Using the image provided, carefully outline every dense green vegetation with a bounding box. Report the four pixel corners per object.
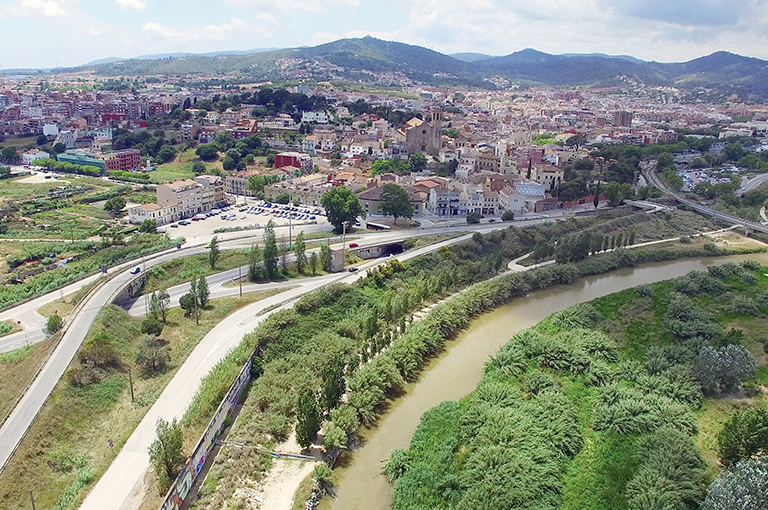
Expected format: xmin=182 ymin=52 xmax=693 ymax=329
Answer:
xmin=388 ymin=261 xmax=768 ymax=510
xmin=0 ymin=234 xmax=180 ymax=310
xmin=181 ymin=212 xmax=763 ymax=508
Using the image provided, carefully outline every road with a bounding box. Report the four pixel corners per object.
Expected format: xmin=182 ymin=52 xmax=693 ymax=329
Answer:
xmin=740 ymin=173 xmax=768 ymax=195
xmin=0 ymin=212 xmax=555 ymax=484
xmin=78 ymin=232 xmax=476 ymax=510
xmin=641 ymin=163 xmax=768 ymax=235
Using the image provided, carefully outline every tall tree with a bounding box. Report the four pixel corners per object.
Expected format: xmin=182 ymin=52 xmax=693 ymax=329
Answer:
xmin=309 ymin=251 xmax=318 ymax=275
xmin=208 ymin=236 xmax=220 ymax=269
xmin=295 ymin=389 xmax=321 ymax=449
xmin=279 ymin=242 xmax=289 ymax=271
xmin=139 ymin=219 xmax=157 ymax=234
xmin=321 ymin=355 xmax=346 ymax=411
xmin=148 ymin=418 xmax=185 ymax=493
xmin=189 ymin=279 xmax=199 ymax=324
xmin=593 ymin=181 xmax=601 ymax=208
xmin=196 ymin=275 xmax=209 ymax=307
xmin=136 ymin=335 xmax=171 ymax=373
xmin=156 ymin=287 xmax=170 ymax=323
xmin=248 ymin=243 xmax=262 ymax=281
xmin=262 ymin=220 xmax=279 ymax=279
xmin=319 ymin=243 xmax=331 ymax=272
xmin=380 ymin=183 xmax=414 ymax=225
xmin=294 ymin=231 xmax=307 ymax=273
xmin=321 ymin=187 xmax=365 ymax=234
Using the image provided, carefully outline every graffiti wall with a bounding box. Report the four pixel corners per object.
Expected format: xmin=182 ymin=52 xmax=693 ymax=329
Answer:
xmin=159 ymin=355 xmax=254 ymax=510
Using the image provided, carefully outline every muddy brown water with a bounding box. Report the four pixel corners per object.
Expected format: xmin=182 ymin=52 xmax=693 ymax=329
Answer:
xmin=322 ymin=253 xmax=768 ymax=510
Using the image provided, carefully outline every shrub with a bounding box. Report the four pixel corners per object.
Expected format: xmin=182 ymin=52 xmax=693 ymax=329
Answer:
xmin=717 ymin=407 xmax=768 ymax=467
xmin=692 ymin=344 xmax=757 ymax=393
xmin=702 ymin=457 xmax=768 ymax=510
xmin=46 ymin=313 xmax=64 ymax=335
xmin=141 ymin=315 xmax=164 ymax=336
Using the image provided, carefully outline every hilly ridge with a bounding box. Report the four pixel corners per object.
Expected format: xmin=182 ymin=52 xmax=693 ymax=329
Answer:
xmin=82 ymin=37 xmax=768 ymax=100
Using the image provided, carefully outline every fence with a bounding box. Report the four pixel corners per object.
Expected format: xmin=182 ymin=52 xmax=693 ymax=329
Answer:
xmin=159 ymin=355 xmax=254 ymax=510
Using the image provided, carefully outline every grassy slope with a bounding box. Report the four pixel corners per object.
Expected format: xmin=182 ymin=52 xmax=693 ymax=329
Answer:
xmin=0 ymin=290 xmax=287 ymax=510
xmin=149 ymin=148 xmax=223 ymax=184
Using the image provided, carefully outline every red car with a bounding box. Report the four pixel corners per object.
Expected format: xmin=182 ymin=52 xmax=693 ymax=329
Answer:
xmin=348 ymin=243 xmax=359 ymax=248
xmin=191 ymin=217 xmax=199 ymax=221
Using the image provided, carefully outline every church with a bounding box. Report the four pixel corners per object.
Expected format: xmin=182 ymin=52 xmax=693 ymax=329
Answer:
xmin=397 ymin=111 xmax=443 ymax=155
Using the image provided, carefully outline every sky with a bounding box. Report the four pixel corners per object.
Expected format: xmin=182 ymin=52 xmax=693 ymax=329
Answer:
xmin=2 ymin=0 xmax=768 ymax=69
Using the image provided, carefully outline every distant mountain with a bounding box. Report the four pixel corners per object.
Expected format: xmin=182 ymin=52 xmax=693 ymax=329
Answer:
xmin=49 ymin=37 xmax=768 ymax=100
xmin=83 ymin=57 xmax=124 ymax=66
xmin=560 ymin=53 xmax=645 ymax=64
xmin=450 ymin=52 xmax=495 ymax=63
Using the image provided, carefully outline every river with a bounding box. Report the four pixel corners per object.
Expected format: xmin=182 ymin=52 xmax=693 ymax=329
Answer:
xmin=322 ymin=253 xmax=768 ymax=510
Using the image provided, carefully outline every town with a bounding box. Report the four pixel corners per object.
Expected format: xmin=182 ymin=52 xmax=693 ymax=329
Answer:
xmin=1 ymin=37 xmax=768 ymax=510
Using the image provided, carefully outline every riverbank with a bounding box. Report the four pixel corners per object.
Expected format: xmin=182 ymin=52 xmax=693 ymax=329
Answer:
xmin=385 ymin=259 xmax=768 ymax=510
xmin=321 ymin=248 xmax=768 ymax=509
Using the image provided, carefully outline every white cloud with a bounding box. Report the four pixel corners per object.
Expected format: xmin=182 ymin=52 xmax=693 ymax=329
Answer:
xmin=116 ymin=0 xmax=147 ymax=12
xmin=224 ymin=0 xmax=358 ymax=13
xmin=143 ymin=17 xmax=263 ymax=42
xmin=11 ymin=0 xmax=67 ymax=17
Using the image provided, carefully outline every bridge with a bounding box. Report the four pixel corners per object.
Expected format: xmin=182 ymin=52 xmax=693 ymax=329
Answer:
xmin=641 ymin=165 xmax=768 ymax=236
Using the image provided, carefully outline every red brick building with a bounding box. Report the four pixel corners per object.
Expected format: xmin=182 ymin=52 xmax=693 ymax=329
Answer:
xmin=97 ymin=149 xmax=142 ymax=171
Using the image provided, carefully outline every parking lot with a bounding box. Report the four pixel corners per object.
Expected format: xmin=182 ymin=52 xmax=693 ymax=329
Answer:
xmin=164 ymin=201 xmax=330 ymax=243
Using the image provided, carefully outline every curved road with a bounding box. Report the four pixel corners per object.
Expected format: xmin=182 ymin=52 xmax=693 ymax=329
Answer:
xmin=641 ymin=163 xmax=768 ymax=235
xmin=0 ymin=218 xmax=544 ymax=475
xmin=78 ymin=231 xmax=479 ymax=510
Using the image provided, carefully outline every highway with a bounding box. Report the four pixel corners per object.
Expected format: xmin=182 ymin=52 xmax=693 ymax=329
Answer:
xmin=0 ymin=217 xmax=545 ymax=477
xmin=78 ymin=231 xmax=477 ymax=510
xmin=641 ymin=163 xmax=768 ymax=235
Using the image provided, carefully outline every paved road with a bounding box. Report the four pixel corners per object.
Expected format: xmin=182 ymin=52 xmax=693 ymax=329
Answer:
xmin=79 ymin=232 xmax=476 ymax=510
xmin=0 ymin=216 xmax=551 ymax=479
xmin=740 ymin=173 xmax=768 ymax=195
xmin=642 ymin=163 xmax=768 ymax=235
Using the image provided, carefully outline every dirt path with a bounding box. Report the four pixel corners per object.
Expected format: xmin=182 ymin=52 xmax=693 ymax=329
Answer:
xmin=230 ymin=432 xmax=320 ymax=510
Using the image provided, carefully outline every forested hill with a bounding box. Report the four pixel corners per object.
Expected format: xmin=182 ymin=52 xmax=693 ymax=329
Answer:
xmin=84 ymin=37 xmax=768 ymax=100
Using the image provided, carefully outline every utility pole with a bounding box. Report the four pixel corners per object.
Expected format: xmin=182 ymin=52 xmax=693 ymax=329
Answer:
xmin=30 ymin=491 xmax=36 ymax=510
xmin=128 ymin=368 xmax=134 ymax=402
xmin=288 ymin=215 xmax=292 ymax=250
xmin=238 ymin=265 xmax=242 ymax=297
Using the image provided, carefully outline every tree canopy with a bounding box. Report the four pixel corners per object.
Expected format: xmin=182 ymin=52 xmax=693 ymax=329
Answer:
xmin=321 ymin=186 xmax=366 ymax=233
xmin=380 ymin=183 xmax=414 ymax=224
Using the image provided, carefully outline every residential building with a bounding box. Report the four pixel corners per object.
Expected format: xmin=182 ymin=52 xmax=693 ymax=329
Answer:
xmin=22 ymin=149 xmax=50 ymax=165
xmin=226 ymin=170 xmax=261 ymax=196
xmin=275 ymin=151 xmax=313 ymax=173
xmin=358 ymin=185 xmax=422 ymax=216
xmin=301 ymin=111 xmax=329 ymax=124
xmin=194 ymin=175 xmax=227 ymax=210
xmin=476 ymin=146 xmax=501 ymax=173
xmin=156 ymin=178 xmax=203 ymax=218
xmin=428 ymin=184 xmax=463 ymax=216
xmin=613 ymin=110 xmax=634 ymax=127
xmin=127 ymin=202 xmax=179 ymax=226
xmin=97 ymin=149 xmax=141 ymax=172
xmin=228 ymin=118 xmax=258 ymax=139
xmin=536 ymin=166 xmax=564 ymax=192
